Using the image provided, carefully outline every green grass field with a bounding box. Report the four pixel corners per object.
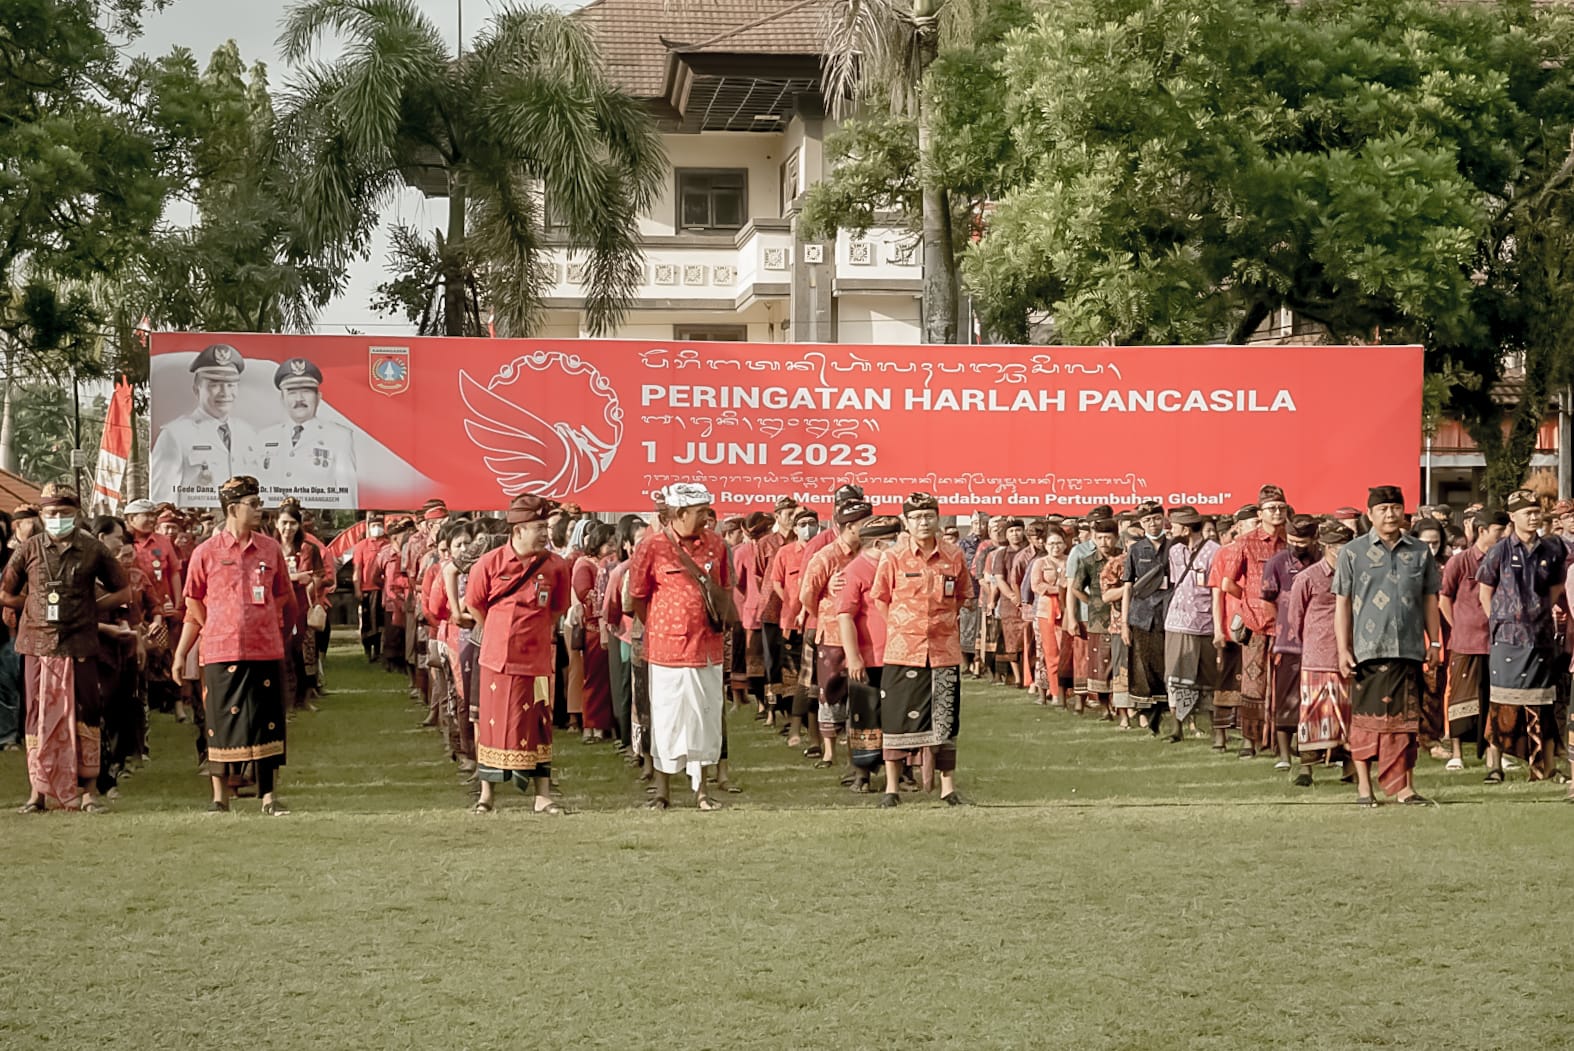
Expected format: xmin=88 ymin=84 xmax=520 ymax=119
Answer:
xmin=3 ymin=644 xmax=1572 ymax=1050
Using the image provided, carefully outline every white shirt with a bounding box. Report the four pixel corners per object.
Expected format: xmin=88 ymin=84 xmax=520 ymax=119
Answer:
xmin=148 ymin=409 xmax=257 ymax=506
xmin=256 ymin=416 xmax=359 ymax=509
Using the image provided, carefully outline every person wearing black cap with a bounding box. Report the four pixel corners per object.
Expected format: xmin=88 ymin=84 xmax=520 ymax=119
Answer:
xmin=255 ymin=357 xmax=359 ymax=509
xmin=1259 ymin=514 xmax=1321 ymax=771
xmin=173 ymin=476 xmax=297 ymax=815
xmin=1208 ymin=504 xmax=1259 ymax=753
xmin=1476 ymin=489 xmax=1567 ymax=784
xmin=768 ymin=506 xmax=819 ymax=745
xmin=801 ymin=499 xmax=874 ymax=772
xmin=1333 ymin=485 xmax=1441 ymax=806
xmin=1160 ymin=507 xmax=1219 ymax=741
xmin=871 ymin=493 xmax=974 ymax=806
xmin=1437 ymin=509 xmax=1507 ymax=771
xmin=1068 ymin=518 xmax=1124 ymax=723
xmin=1219 ymin=486 xmax=1289 ymax=760
xmin=1121 ymin=501 xmax=1170 ymax=732
xmin=755 ymin=497 xmax=800 ymax=723
xmin=1285 ymin=519 xmax=1354 ymax=786
xmin=837 ymin=515 xmax=904 ymax=789
xmin=149 ymin=343 xmax=259 ymax=506
xmin=463 ymin=495 xmax=572 ymax=814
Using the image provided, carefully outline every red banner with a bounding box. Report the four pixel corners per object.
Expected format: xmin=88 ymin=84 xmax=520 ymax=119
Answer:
xmin=148 ymin=334 xmax=1422 ymax=514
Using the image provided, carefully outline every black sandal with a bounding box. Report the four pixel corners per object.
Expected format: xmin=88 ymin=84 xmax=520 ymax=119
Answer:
xmin=15 ymin=800 xmax=45 ymax=814
xmin=813 ymin=759 xmax=832 ymax=769
xmin=1355 ymin=796 xmax=1377 ymax=808
xmin=696 ymin=796 xmax=723 ymax=811
xmin=1484 ymin=769 xmax=1505 ymax=784
xmin=206 ymin=800 xmax=229 ymax=813
xmin=940 ymin=792 xmax=972 ymax=807
xmin=877 ymin=792 xmax=900 ymax=808
xmin=471 ymin=801 xmax=493 ymax=814
xmin=643 ymin=797 xmax=670 ymax=810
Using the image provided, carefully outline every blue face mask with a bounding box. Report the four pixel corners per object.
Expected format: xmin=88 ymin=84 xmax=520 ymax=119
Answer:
xmin=43 ymin=516 xmax=74 ymax=538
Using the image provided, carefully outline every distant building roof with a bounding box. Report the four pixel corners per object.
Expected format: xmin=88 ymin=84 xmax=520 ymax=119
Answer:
xmin=0 ymin=467 xmax=42 ymax=510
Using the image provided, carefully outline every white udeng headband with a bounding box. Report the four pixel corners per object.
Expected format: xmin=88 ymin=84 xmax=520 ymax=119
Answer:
xmin=661 ymin=483 xmax=713 ymax=509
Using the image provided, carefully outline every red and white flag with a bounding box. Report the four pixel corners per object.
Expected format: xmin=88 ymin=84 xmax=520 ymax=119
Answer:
xmin=92 ymin=378 xmax=134 ymax=513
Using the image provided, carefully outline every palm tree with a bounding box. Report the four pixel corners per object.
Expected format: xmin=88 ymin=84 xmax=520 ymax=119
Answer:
xmin=822 ymin=0 xmax=958 ymax=344
xmin=280 ymin=0 xmax=667 ymax=337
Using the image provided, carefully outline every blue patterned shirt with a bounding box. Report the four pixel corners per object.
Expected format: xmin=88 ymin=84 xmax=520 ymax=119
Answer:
xmin=1475 ymin=534 xmax=1567 ymax=649
xmin=1332 ymin=531 xmax=1440 ymax=663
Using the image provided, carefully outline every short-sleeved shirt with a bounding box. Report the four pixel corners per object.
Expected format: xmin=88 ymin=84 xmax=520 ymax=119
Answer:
xmin=1121 ymin=535 xmax=1170 ymax=631
xmin=183 ymin=529 xmax=294 ymax=664
xmin=768 ymin=540 xmax=811 ymax=629
xmin=1285 ymin=560 xmax=1339 ymax=672
xmin=627 ymin=529 xmax=732 ymax=668
xmin=871 ymin=534 xmax=972 ymax=668
xmin=464 ymin=545 xmax=571 ymax=676
xmin=2 ymin=531 xmax=128 ymax=658
xmin=835 ymin=552 xmax=886 ymax=668
xmin=1332 ymin=531 xmax=1441 ymax=664
xmin=1439 ymin=545 xmax=1490 ymax=655
xmin=1064 ymin=540 xmax=1095 ymax=623
xmin=352 ymin=536 xmax=390 ymax=592
xmin=1164 ymin=539 xmax=1219 ymax=636
xmin=1210 ymin=541 xmax=1246 ymax=641
xmin=801 ymin=537 xmax=859 ymax=645
xmin=132 ymin=531 xmax=182 ymax=617
xmin=1032 ymin=556 xmax=1064 ymax=620
xmin=755 ymin=530 xmax=790 ymax=623
xmin=1071 ymin=550 xmax=1114 ymax=632
xmin=1261 ymin=547 xmax=1318 ymax=654
xmin=1476 ymin=534 xmax=1567 ymax=649
xmin=1228 ymin=528 xmax=1287 ymax=634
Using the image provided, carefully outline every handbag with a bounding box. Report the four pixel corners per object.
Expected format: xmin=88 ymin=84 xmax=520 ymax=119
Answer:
xmin=666 ymin=530 xmax=737 ymax=633
xmin=306 ymin=604 xmax=328 ymax=631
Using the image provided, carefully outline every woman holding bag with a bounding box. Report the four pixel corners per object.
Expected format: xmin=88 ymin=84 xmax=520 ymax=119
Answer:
xmin=572 ymin=521 xmax=616 ymax=743
xmin=275 ymin=500 xmax=325 ymax=714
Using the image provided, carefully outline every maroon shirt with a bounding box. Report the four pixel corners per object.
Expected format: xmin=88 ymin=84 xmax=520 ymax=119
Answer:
xmin=1440 ymin=544 xmax=1491 ymax=655
xmin=2 ymin=531 xmax=128 ymax=658
xmin=1285 ymin=560 xmax=1339 ymax=673
xmin=184 ymin=530 xmax=294 ymax=664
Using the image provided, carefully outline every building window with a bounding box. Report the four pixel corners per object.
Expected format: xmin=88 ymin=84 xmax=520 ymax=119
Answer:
xmin=677 ymin=169 xmax=747 ymax=231
xmin=674 ymin=324 xmax=748 ymax=342
xmin=781 ymin=150 xmax=801 ymax=214
xmin=542 ymin=188 xmax=569 ymax=229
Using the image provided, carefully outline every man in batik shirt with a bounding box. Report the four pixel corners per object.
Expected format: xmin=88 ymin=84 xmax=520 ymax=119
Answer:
xmin=1259 ymin=514 xmax=1320 ymax=773
xmin=1219 ymin=486 xmax=1287 ymax=758
xmin=1438 ymin=509 xmax=1506 ymax=770
xmin=1476 ymin=489 xmax=1566 ymax=783
xmin=1334 ymin=485 xmax=1441 ymax=806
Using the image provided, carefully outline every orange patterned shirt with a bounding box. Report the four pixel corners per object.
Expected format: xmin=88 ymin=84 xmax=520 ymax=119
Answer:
xmin=801 ymin=535 xmax=859 ymax=645
xmin=870 ymin=534 xmax=972 ymax=668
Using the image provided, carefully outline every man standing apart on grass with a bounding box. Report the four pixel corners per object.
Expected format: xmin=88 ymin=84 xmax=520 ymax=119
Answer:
xmin=463 ymin=496 xmax=570 ymax=814
xmin=174 ymin=476 xmax=296 ymax=815
xmin=871 ymin=492 xmax=973 ymax=808
xmin=4 ymin=484 xmax=129 ymax=813
xmin=1476 ymin=489 xmax=1566 ymax=784
xmin=1334 ymin=485 xmax=1442 ymax=807
xmin=628 ymin=483 xmax=732 ymax=811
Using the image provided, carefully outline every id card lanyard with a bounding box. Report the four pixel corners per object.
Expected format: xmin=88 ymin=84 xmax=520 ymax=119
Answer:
xmin=42 ymin=540 xmax=65 ymax=624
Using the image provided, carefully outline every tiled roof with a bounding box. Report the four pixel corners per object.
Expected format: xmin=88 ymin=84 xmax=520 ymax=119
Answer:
xmin=0 ymin=468 xmax=42 ymax=510
xmin=577 ymin=0 xmax=829 ymax=98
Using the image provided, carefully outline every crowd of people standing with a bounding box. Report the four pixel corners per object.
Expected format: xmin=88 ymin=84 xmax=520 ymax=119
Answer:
xmin=4 ymin=470 xmax=1571 ymax=815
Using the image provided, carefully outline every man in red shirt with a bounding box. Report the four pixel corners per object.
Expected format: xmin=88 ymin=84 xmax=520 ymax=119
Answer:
xmin=755 ymin=497 xmax=798 ymax=725
xmin=174 ymin=476 xmax=296 ymax=815
xmin=733 ymin=511 xmax=775 ymax=719
xmin=628 ymin=482 xmax=732 ymax=811
xmin=871 ymin=492 xmax=974 ymax=807
xmin=125 ymin=498 xmax=184 ymax=720
xmin=1220 ymin=484 xmax=1288 ymax=759
xmin=404 ymin=500 xmax=447 ymax=703
xmin=800 ymin=499 xmax=873 ymax=772
xmin=768 ymin=506 xmax=818 ymax=745
xmin=379 ymin=517 xmax=414 ymax=677
xmin=837 ymin=514 xmax=901 ymax=790
xmin=1209 ymin=504 xmax=1258 ymax=752
xmin=463 ymin=495 xmax=571 ymax=814
xmin=351 ymin=513 xmax=391 ymax=663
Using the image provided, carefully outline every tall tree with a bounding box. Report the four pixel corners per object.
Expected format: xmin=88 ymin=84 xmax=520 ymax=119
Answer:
xmin=126 ymin=41 xmax=363 ymax=335
xmin=0 ymin=0 xmax=173 ymax=472
xmin=804 ymin=0 xmax=1026 ymax=342
xmin=280 ymin=0 xmax=666 ymax=337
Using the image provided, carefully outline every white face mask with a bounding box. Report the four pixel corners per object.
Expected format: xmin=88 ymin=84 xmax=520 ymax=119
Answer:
xmin=43 ymin=515 xmax=74 ymax=538
xmin=369 ymin=525 xmax=384 ymax=538
xmin=796 ymin=523 xmax=816 ymax=540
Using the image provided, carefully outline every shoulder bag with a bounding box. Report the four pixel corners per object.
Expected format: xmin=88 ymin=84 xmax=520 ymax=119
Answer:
xmin=666 ymin=530 xmax=737 ymax=633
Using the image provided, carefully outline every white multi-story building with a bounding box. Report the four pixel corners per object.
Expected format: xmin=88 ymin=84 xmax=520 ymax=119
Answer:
xmin=528 ymin=0 xmax=922 ymax=345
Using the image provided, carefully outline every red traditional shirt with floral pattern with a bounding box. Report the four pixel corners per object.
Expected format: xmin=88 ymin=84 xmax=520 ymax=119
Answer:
xmin=768 ymin=539 xmax=811 ymax=629
xmin=627 ymin=528 xmax=732 ymax=668
xmin=836 ymin=551 xmax=887 ymax=667
xmin=351 ymin=536 xmax=389 ymax=592
xmin=465 ymin=545 xmax=570 ymax=676
xmin=184 ymin=529 xmax=294 ymax=664
xmin=1226 ymin=527 xmax=1287 ymax=634
xmin=871 ymin=534 xmax=973 ymax=668
xmin=132 ymin=531 xmax=182 ymax=618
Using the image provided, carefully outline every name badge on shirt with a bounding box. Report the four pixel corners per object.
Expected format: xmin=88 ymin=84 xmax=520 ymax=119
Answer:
xmin=252 ymin=561 xmax=268 ymax=605
xmin=537 ymin=576 xmax=549 ymax=607
xmin=45 ymin=580 xmax=62 ymax=623
xmin=943 ymin=576 xmax=957 ymax=598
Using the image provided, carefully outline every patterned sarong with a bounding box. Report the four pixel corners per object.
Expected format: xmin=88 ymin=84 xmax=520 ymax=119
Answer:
xmin=1297 ymin=669 xmax=1349 ymax=753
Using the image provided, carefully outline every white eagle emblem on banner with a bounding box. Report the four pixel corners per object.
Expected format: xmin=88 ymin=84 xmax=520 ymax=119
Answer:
xmin=458 ymin=351 xmax=623 ymax=498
